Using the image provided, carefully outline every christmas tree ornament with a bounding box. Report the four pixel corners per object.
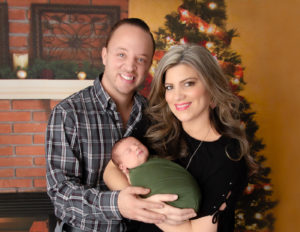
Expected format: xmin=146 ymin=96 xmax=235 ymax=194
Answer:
xmin=208 ymin=2 xmax=217 ymax=10
xmin=255 ymin=212 xmax=263 ymax=220
xmin=263 ymin=184 xmax=272 ymax=191
xmin=180 ymin=37 xmax=188 ymax=44
xmin=205 ymin=41 xmax=214 ymax=50
xmin=245 ymin=184 xmax=255 ymax=194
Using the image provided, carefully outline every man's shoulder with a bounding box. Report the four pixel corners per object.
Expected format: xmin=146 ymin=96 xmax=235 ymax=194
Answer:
xmin=53 ymin=85 xmax=95 ymax=112
xmin=135 ymin=93 xmax=148 ymax=107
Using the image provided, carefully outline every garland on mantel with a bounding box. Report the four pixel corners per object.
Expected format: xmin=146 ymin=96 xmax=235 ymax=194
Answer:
xmin=0 ymin=59 xmax=102 ymax=80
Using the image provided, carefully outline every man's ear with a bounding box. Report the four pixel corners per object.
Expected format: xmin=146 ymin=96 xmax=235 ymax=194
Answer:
xmin=102 ymin=47 xmax=107 ymax=66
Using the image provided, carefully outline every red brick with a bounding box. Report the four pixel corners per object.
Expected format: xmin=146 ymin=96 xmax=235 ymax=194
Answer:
xmin=16 ymin=168 xmax=46 ymax=177
xmin=0 ymin=100 xmax=11 ymax=110
xmin=9 ymin=35 xmax=28 ymax=47
xmin=29 ymin=220 xmax=48 ymax=232
xmin=33 ymin=112 xmax=50 ymax=122
xmin=15 ymin=145 xmax=45 ymax=155
xmin=120 ymin=12 xmax=128 ymax=19
xmin=0 ymin=179 xmax=32 ymax=188
xmin=0 ymin=124 xmax=12 ymax=133
xmin=33 ymin=134 xmax=45 ymax=144
xmin=34 ymin=157 xmax=46 ymax=166
xmin=0 ymin=135 xmax=32 ymax=145
xmin=92 ymin=0 xmax=128 ymax=9
xmin=10 ymin=48 xmax=29 ymax=54
xmin=34 ymin=178 xmax=47 ymax=188
xmin=0 ymin=169 xmax=15 ymax=177
xmin=12 ymin=100 xmax=49 ymax=110
xmin=14 ymin=123 xmax=47 ymax=133
xmin=0 ymin=146 xmax=13 ymax=155
xmin=50 ymin=0 xmax=90 ymax=4
xmin=10 ymin=22 xmax=30 ymax=34
xmin=0 ymin=112 xmax=31 ymax=122
xmin=0 ymin=157 xmax=32 ymax=167
xmin=7 ymin=0 xmax=47 ymax=7
xmin=8 ymin=8 xmax=27 ymax=20
xmin=50 ymin=100 xmax=61 ymax=110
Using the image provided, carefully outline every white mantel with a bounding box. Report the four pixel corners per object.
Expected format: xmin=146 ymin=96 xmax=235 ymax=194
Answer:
xmin=0 ymin=79 xmax=94 ymax=99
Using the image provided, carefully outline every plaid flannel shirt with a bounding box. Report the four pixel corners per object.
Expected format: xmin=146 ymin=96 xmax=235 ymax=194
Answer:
xmin=46 ymin=76 xmax=147 ymax=231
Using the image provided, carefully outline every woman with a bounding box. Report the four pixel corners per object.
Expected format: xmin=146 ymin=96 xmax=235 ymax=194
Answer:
xmin=104 ymin=43 xmax=257 ymax=232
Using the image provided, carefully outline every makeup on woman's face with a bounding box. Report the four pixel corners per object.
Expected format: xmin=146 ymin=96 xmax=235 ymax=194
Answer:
xmin=164 ymin=64 xmax=211 ymax=125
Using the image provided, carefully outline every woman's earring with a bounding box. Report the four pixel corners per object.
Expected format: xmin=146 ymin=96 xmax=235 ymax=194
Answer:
xmin=210 ymin=101 xmax=216 ymax=109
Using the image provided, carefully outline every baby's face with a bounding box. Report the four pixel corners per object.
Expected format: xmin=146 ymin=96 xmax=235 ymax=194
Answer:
xmin=119 ymin=137 xmax=149 ymax=169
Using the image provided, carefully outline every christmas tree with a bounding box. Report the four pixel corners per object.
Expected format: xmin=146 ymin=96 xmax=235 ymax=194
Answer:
xmin=141 ymin=0 xmax=277 ymax=231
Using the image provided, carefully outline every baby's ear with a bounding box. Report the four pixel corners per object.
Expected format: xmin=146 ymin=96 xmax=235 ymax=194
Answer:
xmin=119 ymin=164 xmax=128 ymax=174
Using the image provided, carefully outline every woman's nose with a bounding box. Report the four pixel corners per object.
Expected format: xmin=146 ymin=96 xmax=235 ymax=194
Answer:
xmin=174 ymin=88 xmax=184 ymax=101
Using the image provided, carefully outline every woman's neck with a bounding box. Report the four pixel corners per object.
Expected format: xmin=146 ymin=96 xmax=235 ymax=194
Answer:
xmin=183 ymin=119 xmax=221 ymax=141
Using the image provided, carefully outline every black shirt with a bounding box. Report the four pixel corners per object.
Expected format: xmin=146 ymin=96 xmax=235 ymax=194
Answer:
xmin=128 ymin=117 xmax=248 ymax=232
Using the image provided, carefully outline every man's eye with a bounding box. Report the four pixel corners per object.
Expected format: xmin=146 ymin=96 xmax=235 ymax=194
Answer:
xmin=118 ymin=53 xmax=125 ymax=58
xmin=137 ymin=58 xmax=145 ymax=63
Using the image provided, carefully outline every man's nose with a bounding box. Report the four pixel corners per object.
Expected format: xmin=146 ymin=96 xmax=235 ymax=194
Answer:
xmin=124 ymin=58 xmax=137 ymax=72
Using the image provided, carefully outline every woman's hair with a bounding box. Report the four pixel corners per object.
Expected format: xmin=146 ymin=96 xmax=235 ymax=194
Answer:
xmin=145 ymin=43 xmax=257 ymax=175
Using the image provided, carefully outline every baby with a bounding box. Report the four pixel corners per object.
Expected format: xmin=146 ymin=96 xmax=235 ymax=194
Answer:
xmin=111 ymin=136 xmax=201 ymax=211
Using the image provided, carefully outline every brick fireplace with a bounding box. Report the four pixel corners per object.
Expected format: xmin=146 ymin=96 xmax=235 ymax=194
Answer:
xmin=0 ymin=79 xmax=93 ymax=231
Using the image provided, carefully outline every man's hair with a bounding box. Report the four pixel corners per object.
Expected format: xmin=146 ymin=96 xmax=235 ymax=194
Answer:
xmin=105 ymin=18 xmax=156 ymax=56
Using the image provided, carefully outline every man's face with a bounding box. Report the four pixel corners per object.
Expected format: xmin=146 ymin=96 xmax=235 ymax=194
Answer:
xmin=101 ymin=24 xmax=153 ymax=100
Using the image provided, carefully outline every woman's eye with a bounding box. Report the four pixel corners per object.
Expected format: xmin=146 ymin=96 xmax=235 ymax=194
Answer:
xmin=185 ymin=81 xmax=195 ymax=87
xmin=165 ymin=85 xmax=173 ymax=90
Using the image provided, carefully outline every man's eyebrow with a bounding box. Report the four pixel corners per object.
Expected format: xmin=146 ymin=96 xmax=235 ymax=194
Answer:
xmin=114 ymin=47 xmax=150 ymax=58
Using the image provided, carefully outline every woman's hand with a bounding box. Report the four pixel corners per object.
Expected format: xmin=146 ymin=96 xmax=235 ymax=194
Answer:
xmin=146 ymin=194 xmax=197 ymax=225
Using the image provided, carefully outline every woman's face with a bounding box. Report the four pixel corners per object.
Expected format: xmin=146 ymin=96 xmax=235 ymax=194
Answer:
xmin=164 ymin=63 xmax=212 ymax=126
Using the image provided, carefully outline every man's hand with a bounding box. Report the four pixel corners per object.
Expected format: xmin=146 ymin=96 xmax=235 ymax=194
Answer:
xmin=146 ymin=194 xmax=197 ymax=225
xmin=118 ymin=186 xmax=167 ymax=224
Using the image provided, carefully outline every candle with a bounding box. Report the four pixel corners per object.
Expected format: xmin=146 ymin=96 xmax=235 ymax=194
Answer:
xmin=13 ymin=53 xmax=28 ymax=70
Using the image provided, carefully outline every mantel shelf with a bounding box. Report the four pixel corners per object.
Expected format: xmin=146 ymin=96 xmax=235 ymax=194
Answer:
xmin=0 ymin=79 xmax=94 ymax=99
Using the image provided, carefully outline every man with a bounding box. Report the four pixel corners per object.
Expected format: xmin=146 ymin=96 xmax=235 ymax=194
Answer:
xmin=46 ymin=18 xmax=196 ymax=232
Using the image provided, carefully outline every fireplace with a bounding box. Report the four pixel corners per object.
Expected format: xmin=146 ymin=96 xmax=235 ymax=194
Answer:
xmin=0 ymin=192 xmax=55 ymax=231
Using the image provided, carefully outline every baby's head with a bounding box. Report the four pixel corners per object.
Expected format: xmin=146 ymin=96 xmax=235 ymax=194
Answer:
xmin=112 ymin=136 xmax=149 ymax=174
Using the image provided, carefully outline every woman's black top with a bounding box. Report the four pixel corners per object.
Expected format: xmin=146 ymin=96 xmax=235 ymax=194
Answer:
xmin=126 ymin=117 xmax=248 ymax=232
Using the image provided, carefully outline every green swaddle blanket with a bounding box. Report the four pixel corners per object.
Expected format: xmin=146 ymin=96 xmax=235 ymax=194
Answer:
xmin=129 ymin=157 xmax=201 ymax=211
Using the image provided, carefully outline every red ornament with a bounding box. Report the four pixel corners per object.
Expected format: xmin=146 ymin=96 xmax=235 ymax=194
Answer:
xmin=139 ymin=73 xmax=153 ymax=98
xmin=154 ymin=50 xmax=165 ymax=61
xmin=234 ymin=65 xmax=244 ymax=79
xmin=244 ymin=184 xmax=255 ymax=194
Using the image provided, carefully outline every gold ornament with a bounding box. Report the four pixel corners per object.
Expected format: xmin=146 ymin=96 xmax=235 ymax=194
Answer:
xmin=205 ymin=42 xmax=214 ymax=50
xmin=255 ymin=212 xmax=263 ymax=220
xmin=77 ymin=71 xmax=87 ymax=80
xmin=16 ymin=70 xmax=27 ymax=79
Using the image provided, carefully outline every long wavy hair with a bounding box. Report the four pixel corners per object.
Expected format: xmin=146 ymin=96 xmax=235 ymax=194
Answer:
xmin=145 ymin=44 xmax=257 ymax=175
